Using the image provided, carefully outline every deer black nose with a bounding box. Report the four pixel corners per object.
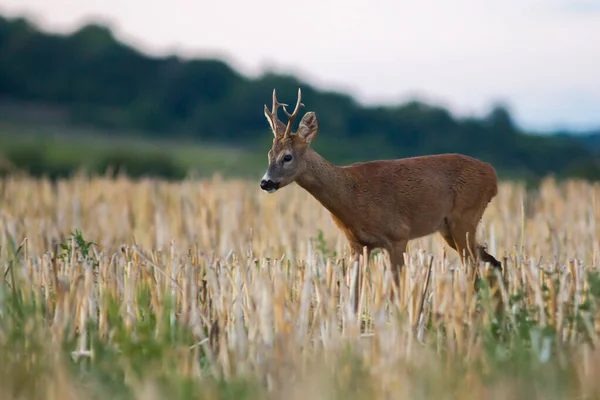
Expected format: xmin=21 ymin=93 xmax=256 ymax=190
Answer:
xmin=260 ymin=179 xmax=279 ymax=192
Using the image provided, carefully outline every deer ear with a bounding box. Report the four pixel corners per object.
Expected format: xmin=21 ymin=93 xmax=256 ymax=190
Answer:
xmin=297 ymin=112 xmax=318 ymax=143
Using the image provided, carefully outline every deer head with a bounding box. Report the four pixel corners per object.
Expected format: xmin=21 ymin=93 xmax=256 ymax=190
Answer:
xmin=260 ymin=88 xmax=319 ymax=193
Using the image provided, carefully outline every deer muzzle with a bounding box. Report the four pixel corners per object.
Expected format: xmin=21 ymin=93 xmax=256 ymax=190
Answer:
xmin=260 ymin=179 xmax=280 ymax=193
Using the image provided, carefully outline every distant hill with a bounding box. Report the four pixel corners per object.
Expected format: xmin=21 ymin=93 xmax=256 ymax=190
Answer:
xmin=576 ymin=131 xmax=600 ymax=150
xmin=0 ymin=14 xmax=599 ymax=181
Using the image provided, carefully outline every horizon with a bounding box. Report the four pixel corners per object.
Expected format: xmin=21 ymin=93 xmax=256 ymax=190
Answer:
xmin=1 ymin=0 xmax=599 ymax=134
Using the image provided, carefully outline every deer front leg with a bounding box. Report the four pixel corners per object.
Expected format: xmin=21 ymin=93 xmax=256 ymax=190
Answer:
xmin=389 ymin=240 xmax=408 ymax=297
xmin=348 ymin=243 xmax=367 ymax=314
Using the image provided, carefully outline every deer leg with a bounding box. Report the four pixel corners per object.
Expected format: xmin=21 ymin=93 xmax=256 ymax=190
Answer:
xmin=441 ymin=217 xmax=501 ymax=270
xmin=348 ymin=244 xmax=365 ymax=314
xmin=388 ymin=240 xmax=408 ymax=296
xmin=440 ymin=218 xmax=480 ymax=290
xmin=441 ymin=217 xmax=503 ymax=293
xmin=476 ymin=246 xmax=502 ymax=270
xmin=439 ymin=218 xmax=474 ymax=267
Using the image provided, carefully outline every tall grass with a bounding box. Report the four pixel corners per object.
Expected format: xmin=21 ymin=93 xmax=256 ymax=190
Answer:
xmin=0 ymin=174 xmax=599 ymax=399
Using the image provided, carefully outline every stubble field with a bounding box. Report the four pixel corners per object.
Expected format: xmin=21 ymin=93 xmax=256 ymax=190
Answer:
xmin=1 ymin=174 xmax=600 ymax=399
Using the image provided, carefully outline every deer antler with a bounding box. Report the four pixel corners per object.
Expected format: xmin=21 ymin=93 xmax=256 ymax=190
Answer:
xmin=282 ymin=88 xmax=305 ymax=137
xmin=264 ymin=89 xmax=287 ymax=136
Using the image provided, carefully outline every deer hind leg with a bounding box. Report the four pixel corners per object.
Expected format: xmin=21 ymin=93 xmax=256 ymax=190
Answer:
xmin=441 ymin=216 xmax=502 ymax=271
xmin=439 ymin=218 xmax=476 ymax=267
xmin=440 ymin=218 xmax=482 ymax=291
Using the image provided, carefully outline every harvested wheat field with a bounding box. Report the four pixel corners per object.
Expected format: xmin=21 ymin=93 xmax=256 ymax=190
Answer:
xmin=1 ymin=174 xmax=600 ymax=399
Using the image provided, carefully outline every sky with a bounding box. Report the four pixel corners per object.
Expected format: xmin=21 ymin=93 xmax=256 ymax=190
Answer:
xmin=1 ymin=0 xmax=599 ymax=132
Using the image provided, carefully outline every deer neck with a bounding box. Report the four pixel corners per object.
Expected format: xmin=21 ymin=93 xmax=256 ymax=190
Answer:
xmin=295 ymin=148 xmax=355 ymax=220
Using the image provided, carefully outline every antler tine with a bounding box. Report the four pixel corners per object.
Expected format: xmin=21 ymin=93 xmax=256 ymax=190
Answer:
xmin=266 ymin=89 xmax=287 ymax=117
xmin=282 ymin=88 xmax=305 ymax=137
xmin=264 ymin=89 xmax=289 ymax=136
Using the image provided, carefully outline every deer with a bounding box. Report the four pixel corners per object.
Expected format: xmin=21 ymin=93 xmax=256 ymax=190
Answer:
xmin=259 ymin=88 xmax=502 ymax=309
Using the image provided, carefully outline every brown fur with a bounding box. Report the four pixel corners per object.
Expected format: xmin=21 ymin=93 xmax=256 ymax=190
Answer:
xmin=260 ymin=89 xmax=501 ymax=304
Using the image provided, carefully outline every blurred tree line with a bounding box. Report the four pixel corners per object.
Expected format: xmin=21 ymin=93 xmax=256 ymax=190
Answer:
xmin=0 ymin=15 xmax=599 ymax=182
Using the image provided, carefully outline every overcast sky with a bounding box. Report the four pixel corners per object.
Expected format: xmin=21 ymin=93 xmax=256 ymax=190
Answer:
xmin=1 ymin=0 xmax=599 ymax=132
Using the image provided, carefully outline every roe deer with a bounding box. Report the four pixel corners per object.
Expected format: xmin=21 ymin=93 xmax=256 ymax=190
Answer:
xmin=259 ymin=88 xmax=502 ymax=304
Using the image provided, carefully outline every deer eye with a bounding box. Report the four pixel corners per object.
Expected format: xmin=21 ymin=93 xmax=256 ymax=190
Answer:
xmin=283 ymin=154 xmax=293 ymax=162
